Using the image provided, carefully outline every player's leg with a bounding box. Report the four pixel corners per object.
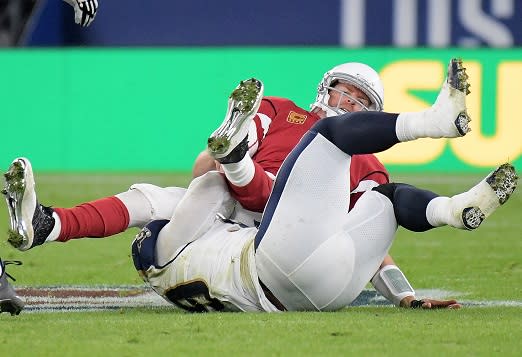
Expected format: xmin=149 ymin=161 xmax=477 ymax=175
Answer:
xmin=257 ymin=182 xmax=399 ymax=311
xmin=155 ymin=171 xmax=236 ymax=265
xmin=206 ymin=78 xmax=270 ymax=212
xmin=3 ymin=157 xmax=186 ymax=251
xmin=374 ymin=163 xmax=518 ymax=231
xmin=298 ymin=161 xmax=518 ymax=311
xmin=115 ymin=184 xmax=187 ymax=228
xmin=207 ymin=78 xmax=263 ymax=162
xmin=395 ymin=58 xmax=471 ymax=140
xmin=320 ymin=161 xmax=518 ymax=311
xmin=0 ymin=257 xmax=24 ymax=316
xmin=253 ymin=126 xmax=360 ymax=310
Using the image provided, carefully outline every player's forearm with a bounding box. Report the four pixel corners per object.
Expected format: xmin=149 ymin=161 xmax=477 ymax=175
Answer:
xmin=399 ymin=295 xmax=416 ymax=308
xmin=371 ymin=260 xmax=417 ymax=307
xmin=378 ymin=257 xmax=420 ymax=308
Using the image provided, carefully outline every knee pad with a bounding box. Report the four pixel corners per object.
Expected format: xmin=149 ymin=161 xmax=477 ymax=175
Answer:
xmin=372 ymin=183 xmax=399 ymax=202
xmin=131 ymin=219 xmax=169 ymax=278
xmin=373 ymin=183 xmax=437 ymax=232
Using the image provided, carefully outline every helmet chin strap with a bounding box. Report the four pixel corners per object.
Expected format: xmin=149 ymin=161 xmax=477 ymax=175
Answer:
xmin=313 ymin=102 xmax=347 ymax=118
xmin=312 ymin=86 xmax=372 ymax=118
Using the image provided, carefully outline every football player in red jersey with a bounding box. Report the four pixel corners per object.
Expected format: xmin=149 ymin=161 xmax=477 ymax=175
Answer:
xmin=198 ymin=63 xmax=388 ymax=215
xmin=3 ymin=62 xmax=462 ymax=309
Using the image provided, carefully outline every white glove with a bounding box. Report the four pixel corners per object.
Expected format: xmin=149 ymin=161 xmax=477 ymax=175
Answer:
xmin=63 ymin=0 xmax=98 ymax=27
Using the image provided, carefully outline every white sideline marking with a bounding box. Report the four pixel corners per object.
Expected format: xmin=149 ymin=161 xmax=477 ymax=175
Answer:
xmin=15 ymin=286 xmax=522 ymax=313
xmin=352 ymin=289 xmax=522 ymax=307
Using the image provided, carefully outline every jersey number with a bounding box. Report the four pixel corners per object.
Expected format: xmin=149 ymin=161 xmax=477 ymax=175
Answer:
xmin=165 ymin=280 xmax=225 ymax=312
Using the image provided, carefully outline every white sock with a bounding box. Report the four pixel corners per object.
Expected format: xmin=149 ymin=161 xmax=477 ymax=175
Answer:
xmin=45 ymin=212 xmax=62 ymax=242
xmin=395 ymin=110 xmax=431 ymax=142
xmin=425 ymin=196 xmax=452 ymax=227
xmin=221 ymin=155 xmax=255 ymax=187
xmin=395 ymin=83 xmax=463 ymax=142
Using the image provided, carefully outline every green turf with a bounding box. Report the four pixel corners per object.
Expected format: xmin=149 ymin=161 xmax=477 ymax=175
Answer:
xmin=0 ymin=308 xmax=520 ymax=356
xmin=0 ymin=171 xmax=521 ymax=355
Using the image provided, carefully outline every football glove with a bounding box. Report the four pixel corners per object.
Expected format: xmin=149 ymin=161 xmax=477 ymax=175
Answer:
xmin=63 ymin=0 xmax=98 ymax=27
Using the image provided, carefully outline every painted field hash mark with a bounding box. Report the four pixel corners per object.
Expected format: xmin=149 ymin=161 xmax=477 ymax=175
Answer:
xmin=17 ymin=285 xmax=171 ymax=313
xmin=14 ymin=286 xmax=522 ymax=313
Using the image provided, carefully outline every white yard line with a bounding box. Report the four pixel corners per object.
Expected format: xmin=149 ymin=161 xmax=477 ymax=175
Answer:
xmin=16 ymin=286 xmax=522 ymax=313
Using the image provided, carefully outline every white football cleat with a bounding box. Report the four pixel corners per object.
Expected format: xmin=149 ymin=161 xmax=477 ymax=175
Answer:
xmin=3 ymin=157 xmax=55 ymax=251
xmin=449 ymin=163 xmax=518 ymax=230
xmin=395 ymin=58 xmax=472 ymax=141
xmin=207 ymin=78 xmax=263 ymax=163
xmin=430 ymin=58 xmax=471 ymax=138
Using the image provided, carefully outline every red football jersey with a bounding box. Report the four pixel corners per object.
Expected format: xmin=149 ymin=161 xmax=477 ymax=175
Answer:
xmin=227 ymin=97 xmax=389 ymax=212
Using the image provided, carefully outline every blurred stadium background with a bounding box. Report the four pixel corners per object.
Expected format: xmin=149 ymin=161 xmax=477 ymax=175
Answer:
xmin=0 ymin=0 xmax=520 ymax=173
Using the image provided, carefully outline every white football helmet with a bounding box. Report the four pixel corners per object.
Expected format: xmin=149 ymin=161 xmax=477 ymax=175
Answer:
xmin=312 ymin=62 xmax=384 ymax=116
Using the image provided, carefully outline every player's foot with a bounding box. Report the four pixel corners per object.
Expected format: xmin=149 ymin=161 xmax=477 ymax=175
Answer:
xmin=3 ymin=157 xmax=55 ymax=251
xmin=0 ymin=259 xmax=24 ymax=316
xmin=450 ymin=163 xmax=518 ymax=230
xmin=395 ymin=58 xmax=471 ymax=142
xmin=430 ymin=58 xmax=472 ymax=138
xmin=207 ymin=78 xmax=263 ymax=163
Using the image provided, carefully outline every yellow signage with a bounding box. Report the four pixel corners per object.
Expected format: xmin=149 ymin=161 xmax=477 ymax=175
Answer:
xmin=377 ymin=60 xmax=522 ymax=168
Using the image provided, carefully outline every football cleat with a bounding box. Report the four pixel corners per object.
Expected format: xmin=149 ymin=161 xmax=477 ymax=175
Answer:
xmin=3 ymin=157 xmax=55 ymax=251
xmin=207 ymin=78 xmax=263 ymax=163
xmin=453 ymin=163 xmax=518 ymax=230
xmin=0 ymin=259 xmax=24 ymax=316
xmin=447 ymin=58 xmax=471 ymax=95
xmin=431 ymin=58 xmax=472 ymax=138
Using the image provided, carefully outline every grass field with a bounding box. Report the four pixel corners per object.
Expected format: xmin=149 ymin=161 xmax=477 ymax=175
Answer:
xmin=1 ymin=171 xmax=521 ymax=356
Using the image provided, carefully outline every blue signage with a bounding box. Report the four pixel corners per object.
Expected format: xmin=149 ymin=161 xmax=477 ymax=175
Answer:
xmin=23 ymin=0 xmax=522 ymax=47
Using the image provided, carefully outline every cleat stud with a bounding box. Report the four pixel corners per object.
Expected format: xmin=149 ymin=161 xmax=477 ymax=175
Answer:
xmin=7 ymin=229 xmax=24 ymax=248
xmin=462 ymin=207 xmax=485 ymax=230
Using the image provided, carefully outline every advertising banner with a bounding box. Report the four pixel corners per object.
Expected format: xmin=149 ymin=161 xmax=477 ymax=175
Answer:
xmin=1 ymin=48 xmax=520 ymax=172
xmin=26 ymin=0 xmax=522 ymax=47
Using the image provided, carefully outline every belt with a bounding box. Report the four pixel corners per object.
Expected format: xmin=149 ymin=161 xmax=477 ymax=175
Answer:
xmin=259 ymin=279 xmax=286 ymax=311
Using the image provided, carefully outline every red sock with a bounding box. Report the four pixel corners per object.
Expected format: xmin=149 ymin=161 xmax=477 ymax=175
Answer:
xmin=54 ymin=196 xmax=130 ymax=242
